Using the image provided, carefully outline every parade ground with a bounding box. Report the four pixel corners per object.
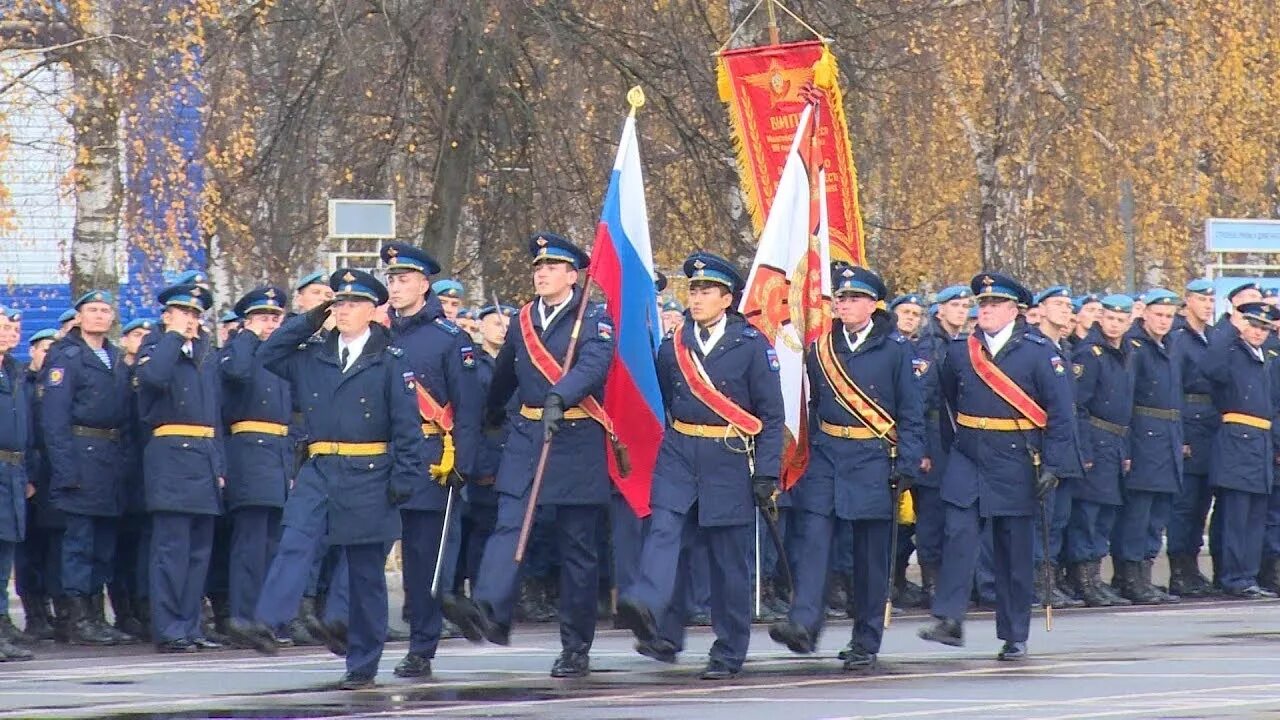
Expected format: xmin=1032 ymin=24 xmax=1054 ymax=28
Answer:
xmin=2 ymin=597 xmax=1279 ymax=719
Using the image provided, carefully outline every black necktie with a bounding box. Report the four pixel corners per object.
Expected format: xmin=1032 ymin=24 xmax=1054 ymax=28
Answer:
xmin=699 ymin=327 xmax=711 ymax=344
xmin=340 ymin=347 xmax=350 ymax=370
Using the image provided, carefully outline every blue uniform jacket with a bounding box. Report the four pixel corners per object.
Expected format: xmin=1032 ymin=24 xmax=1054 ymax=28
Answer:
xmin=219 ymin=329 xmax=293 ymax=510
xmin=122 ymin=362 xmax=147 ymax=516
xmin=387 ymin=296 xmax=482 ymax=511
xmin=1125 ymin=322 xmax=1183 ymax=494
xmin=40 ymin=330 xmax=132 ymax=517
xmin=469 ymin=350 xmax=514 ymax=508
xmin=1201 ymin=326 xmax=1273 ymax=494
xmin=23 ymin=368 xmax=62 ymax=529
xmin=1172 ymin=318 xmax=1217 ymax=477
xmin=939 ymin=320 xmax=1076 ymax=517
xmin=0 ymin=355 xmax=31 ymax=542
xmin=1071 ymin=326 xmax=1133 ymax=505
xmin=916 ymin=318 xmax=964 ymax=489
xmin=258 ymin=313 xmax=425 ymax=545
xmin=648 ymin=313 xmax=784 ymax=527
xmin=793 ymin=313 xmax=925 ymax=521
xmin=487 ymin=287 xmax=615 ymax=506
xmin=135 ymin=329 xmax=225 ymax=515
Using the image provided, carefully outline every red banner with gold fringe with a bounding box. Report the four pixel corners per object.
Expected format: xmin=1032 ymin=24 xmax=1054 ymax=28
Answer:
xmin=717 ymin=40 xmax=865 ymax=266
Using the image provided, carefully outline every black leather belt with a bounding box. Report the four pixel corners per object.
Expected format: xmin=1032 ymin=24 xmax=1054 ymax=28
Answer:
xmin=1088 ymin=416 xmax=1129 ymax=437
xmin=1135 ymin=406 xmax=1180 ymax=421
xmin=1183 ymin=393 xmax=1211 ymax=405
xmin=72 ymin=425 xmax=122 ymax=441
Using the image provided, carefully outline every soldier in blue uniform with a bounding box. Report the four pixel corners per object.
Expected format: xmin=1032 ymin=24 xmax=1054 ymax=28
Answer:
xmin=14 ymin=328 xmax=59 ymax=644
xmin=1109 ymin=289 xmax=1183 ymax=604
xmin=1070 ymin=294 xmax=1103 ymax=347
xmin=219 ymin=287 xmax=293 ymax=639
xmin=915 ymin=285 xmax=972 ymax=605
xmin=770 ymin=266 xmax=924 ymax=670
xmin=113 ymin=317 xmax=155 ymax=640
xmin=432 ymin=279 xmax=464 ymax=321
xmin=135 ymin=283 xmax=224 ymax=653
xmin=443 ymin=233 xmax=615 ymax=679
xmin=378 ymin=242 xmax=481 ymax=679
xmin=0 ymin=311 xmax=34 ymax=661
xmin=1063 ymin=295 xmax=1134 ymax=607
xmin=42 ymin=290 xmax=136 ymax=646
xmin=918 ymin=273 xmax=1075 ymax=661
xmin=886 ymin=292 xmax=930 ymax=608
xmin=1168 ymin=279 xmax=1217 ymax=596
xmin=56 ymin=308 xmax=78 ymax=338
xmin=615 ymin=251 xmax=784 ymax=680
xmin=1201 ymin=301 xmax=1277 ymax=598
xmin=229 ymin=269 xmax=426 ymax=689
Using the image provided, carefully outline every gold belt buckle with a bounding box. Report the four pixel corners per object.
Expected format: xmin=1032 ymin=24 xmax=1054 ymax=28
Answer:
xmin=979 ymin=417 xmax=989 ymax=430
xmin=841 ymin=426 xmax=852 ymax=439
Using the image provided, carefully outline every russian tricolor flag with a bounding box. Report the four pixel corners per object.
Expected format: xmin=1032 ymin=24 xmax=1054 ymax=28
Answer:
xmin=592 ymin=108 xmax=663 ymax=518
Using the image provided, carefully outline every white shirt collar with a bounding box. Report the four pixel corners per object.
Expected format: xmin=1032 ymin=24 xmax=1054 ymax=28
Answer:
xmin=844 ymin=321 xmax=874 ymax=353
xmin=695 ymin=313 xmax=728 ymax=355
xmin=538 ymin=292 xmax=572 ymax=328
xmin=338 ymin=328 xmax=371 ymax=371
xmin=984 ymin=321 xmax=1016 ymax=357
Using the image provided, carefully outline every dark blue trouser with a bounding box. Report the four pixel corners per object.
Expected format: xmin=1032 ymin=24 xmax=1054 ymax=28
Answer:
xmin=205 ymin=515 xmax=231 ymax=599
xmin=15 ymin=519 xmax=55 ymax=599
xmin=474 ymin=493 xmax=602 ymax=654
xmin=789 ymin=510 xmax=890 ymax=653
xmin=255 ymin=502 xmax=386 ymax=678
xmin=1066 ymin=500 xmax=1116 ymax=563
xmin=1216 ymin=488 xmax=1267 ymax=591
xmin=62 ymin=513 xmax=118 ymax=598
xmin=914 ymin=485 xmax=945 ymax=566
xmin=1264 ymin=489 xmax=1280 ymax=558
xmin=110 ymin=514 xmax=148 ymax=603
xmin=975 ymin=523 xmax=996 ymax=602
xmin=229 ymin=507 xmax=281 ymax=621
xmin=401 ymin=509 xmax=445 ymax=658
xmin=462 ymin=503 xmax=497 ymax=589
xmin=1168 ymin=472 xmax=1211 ymax=556
xmin=684 ymin=537 xmax=711 ymax=616
xmin=626 ymin=505 xmax=753 ymax=669
xmin=1112 ymin=490 xmax=1171 ymax=562
xmin=932 ymin=503 xmax=1034 ymax=643
xmin=1033 ymin=480 xmax=1071 ymax=567
xmin=611 ymin=493 xmax=646 ymax=595
xmin=0 ymin=541 xmax=13 ymax=615
xmin=150 ymin=512 xmax=214 ymax=643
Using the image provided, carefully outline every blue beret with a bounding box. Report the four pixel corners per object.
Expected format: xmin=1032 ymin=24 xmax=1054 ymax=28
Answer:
xmin=432 ymin=279 xmax=464 ymax=298
xmin=381 ymin=242 xmax=441 ymax=276
xmin=684 ymin=252 xmax=744 ymax=293
xmin=1185 ymin=278 xmax=1213 ymax=295
xmin=234 ymin=286 xmax=287 ymax=318
xmin=935 ymin=285 xmax=972 ymax=304
xmin=1141 ymin=288 xmax=1179 ymax=306
xmin=1033 ymin=286 xmax=1070 ymax=307
xmin=966 ymin=306 xmax=978 ymax=319
xmin=121 ymin=318 xmax=156 ymax=335
xmin=295 ymin=270 xmax=327 ymax=291
xmin=655 ymin=270 xmax=668 ymax=293
xmin=219 ymin=311 xmax=240 ymax=324
xmin=458 ymin=307 xmax=474 ymax=320
xmin=4 ymin=308 xmax=20 ymax=322
xmin=662 ymin=299 xmax=684 ymax=312
xmin=971 ymin=273 xmax=1032 ymax=307
xmin=1228 ymin=282 xmax=1262 ymax=302
xmin=1099 ymin=294 xmax=1134 ymax=313
xmin=889 ymin=294 xmax=923 ymax=310
xmin=478 ymin=304 xmax=517 ymax=320
xmin=158 ymin=283 xmax=212 ymax=313
xmin=1237 ymin=301 xmax=1273 ymax=325
xmin=928 ymin=303 xmax=939 ymax=316
xmin=329 ymin=268 xmax=387 ymax=305
xmin=57 ymin=309 xmax=78 ymax=324
xmin=28 ymin=328 xmax=57 ymax=344
xmin=832 ymin=264 xmax=886 ymax=301
xmin=175 ymin=270 xmax=209 ymax=287
xmin=75 ymin=290 xmax=114 ymax=309
xmin=529 ymin=232 xmax=590 ymax=270
xmin=1072 ymin=293 xmax=1102 ymax=313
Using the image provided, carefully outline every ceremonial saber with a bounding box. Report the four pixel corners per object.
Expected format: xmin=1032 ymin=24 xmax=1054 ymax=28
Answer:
xmin=883 ymin=445 xmax=900 ymax=628
xmin=431 ymin=483 xmax=456 ymax=597
xmin=754 ymin=513 xmax=762 ymax=617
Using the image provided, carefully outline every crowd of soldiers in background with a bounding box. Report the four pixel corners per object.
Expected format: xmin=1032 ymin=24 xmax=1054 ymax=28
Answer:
xmin=0 ymin=245 xmax=1275 ymax=687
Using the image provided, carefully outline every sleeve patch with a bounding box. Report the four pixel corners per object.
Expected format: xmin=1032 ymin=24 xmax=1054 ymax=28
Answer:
xmin=765 ymin=348 xmax=780 ymax=371
xmin=912 ymin=358 xmax=930 ymax=377
xmin=46 ymin=368 xmax=64 ymax=387
xmin=1091 ymin=345 xmax=1102 ymax=357
xmin=402 ymin=371 xmax=417 ymax=393
xmin=1073 ymin=362 xmax=1084 ymax=378
xmin=1049 ymin=356 xmax=1066 ymax=376
xmin=597 ymin=320 xmax=614 ymax=340
xmin=460 ymin=345 xmax=476 ymax=369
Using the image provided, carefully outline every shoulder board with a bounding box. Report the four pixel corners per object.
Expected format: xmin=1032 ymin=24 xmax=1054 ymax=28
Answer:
xmin=891 ymin=332 xmax=907 ymax=344
xmin=1130 ymin=339 xmax=1142 ymax=348
xmin=1091 ymin=345 xmax=1102 ymax=356
xmin=433 ymin=317 xmax=460 ymax=335
xmin=1269 ymin=349 xmax=1279 ymax=358
xmin=296 ymin=342 xmax=308 ymax=350
xmin=742 ymin=326 xmax=760 ymax=338
xmin=386 ymin=346 xmax=404 ymax=358
xmin=1023 ymin=333 xmax=1045 ymax=345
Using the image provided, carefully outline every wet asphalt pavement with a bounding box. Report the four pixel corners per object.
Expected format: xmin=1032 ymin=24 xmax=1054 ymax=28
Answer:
xmin=3 ymin=597 xmax=1280 ymax=719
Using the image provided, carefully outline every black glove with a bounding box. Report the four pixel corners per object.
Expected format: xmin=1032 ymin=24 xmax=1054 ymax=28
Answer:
xmin=542 ymin=393 xmax=565 ymax=441
xmin=446 ymin=470 xmax=466 ymax=492
xmin=1035 ymin=469 xmax=1058 ymax=500
xmin=484 ymin=404 xmax=507 ymax=431
xmin=752 ymin=475 xmax=779 ymax=510
xmin=387 ymin=482 xmax=411 ymax=507
xmin=889 ymin=470 xmax=912 ymax=493
xmin=305 ymin=299 xmax=336 ymax=328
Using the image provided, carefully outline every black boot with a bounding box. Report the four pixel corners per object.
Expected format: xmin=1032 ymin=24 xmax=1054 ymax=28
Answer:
xmin=134 ymin=597 xmax=153 ymax=642
xmin=920 ymin=562 xmax=938 ymax=609
xmin=550 ymin=650 xmax=590 ymax=678
xmin=1046 ymin=563 xmax=1084 ymax=608
xmin=299 ymin=595 xmax=328 ymax=643
xmin=894 ymin=559 xmax=925 ymax=609
xmin=0 ymin=635 xmax=33 ymax=662
xmin=1168 ymin=554 xmax=1213 ymax=597
xmin=20 ymin=596 xmax=54 ymax=642
xmin=1261 ymin=556 xmax=1280 ymax=594
xmin=917 ymin=617 xmax=963 ymax=647
xmin=1092 ymin=560 xmax=1130 ymax=606
xmin=1144 ymin=559 xmax=1179 ymax=603
xmin=0 ymin=614 xmax=34 ymax=646
xmin=1069 ymin=562 xmax=1111 ymax=607
xmin=768 ymin=620 xmax=814 ymax=654
xmin=51 ymin=596 xmax=72 ymax=643
xmin=204 ymin=594 xmax=231 ymax=645
xmin=291 ymin=597 xmax=321 ymax=646
xmin=756 ymin=579 xmax=784 ymax=622
xmin=69 ymin=596 xmax=116 ymax=646
xmin=93 ymin=593 xmax=137 ymax=644
xmin=115 ymin=594 xmax=146 ymax=639
xmin=1118 ymin=560 xmax=1161 ymax=605
xmin=825 ymin=572 xmax=851 ymax=619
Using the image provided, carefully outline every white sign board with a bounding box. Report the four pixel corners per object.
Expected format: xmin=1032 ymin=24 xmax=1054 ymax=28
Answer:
xmin=1205 ymin=218 xmax=1280 ymax=253
xmin=328 ymin=199 xmax=396 ymax=239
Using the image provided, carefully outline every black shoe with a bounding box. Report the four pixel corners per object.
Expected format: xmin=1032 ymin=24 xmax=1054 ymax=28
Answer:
xmin=192 ymin=636 xmax=223 ymax=650
xmin=635 ymin=638 xmax=678 ymax=664
xmin=298 ymin=597 xmax=328 ymax=644
xmin=393 ymin=652 xmax=433 ymax=678
xmin=840 ymin=646 xmax=877 ymax=671
xmin=0 ymin=614 xmax=35 ymax=646
xmin=322 ymin=620 xmax=348 ymax=657
xmin=287 ymin=617 xmax=319 ymax=646
xmin=837 ymin=640 xmax=856 ymax=661
xmin=1226 ymin=585 xmax=1278 ymax=599
xmin=997 ymin=641 xmax=1027 ymax=661
xmin=92 ymin=593 xmax=138 ymax=645
xmin=0 ymin=637 xmax=34 ymax=661
xmin=440 ymin=619 xmax=464 ymax=639
xmin=385 ymin=625 xmax=410 ymax=643
xmin=156 ymin=638 xmax=197 ymax=654
xmin=917 ymin=617 xmax=964 ymax=647
xmin=614 ymin=597 xmax=658 ymax=644
xmin=337 ymin=672 xmax=376 ymax=691
xmin=225 ymin=618 xmax=279 ymax=655
xmin=440 ymin=594 xmax=487 ymax=644
xmin=20 ymin=596 xmax=55 ymax=642
xmin=550 ymin=650 xmax=590 ymax=678
xmin=68 ymin=596 xmax=117 ymax=646
xmin=272 ymin=632 xmax=295 ymax=648
xmin=686 ymin=611 xmax=712 ymax=627
xmin=700 ymin=659 xmax=740 ymax=680
xmin=767 ymin=620 xmax=814 ymax=654
xmin=1168 ymin=554 xmax=1213 ymax=597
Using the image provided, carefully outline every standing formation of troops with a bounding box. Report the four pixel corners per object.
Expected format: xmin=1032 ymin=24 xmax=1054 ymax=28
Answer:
xmin=2 ymin=233 xmax=1280 ymax=688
